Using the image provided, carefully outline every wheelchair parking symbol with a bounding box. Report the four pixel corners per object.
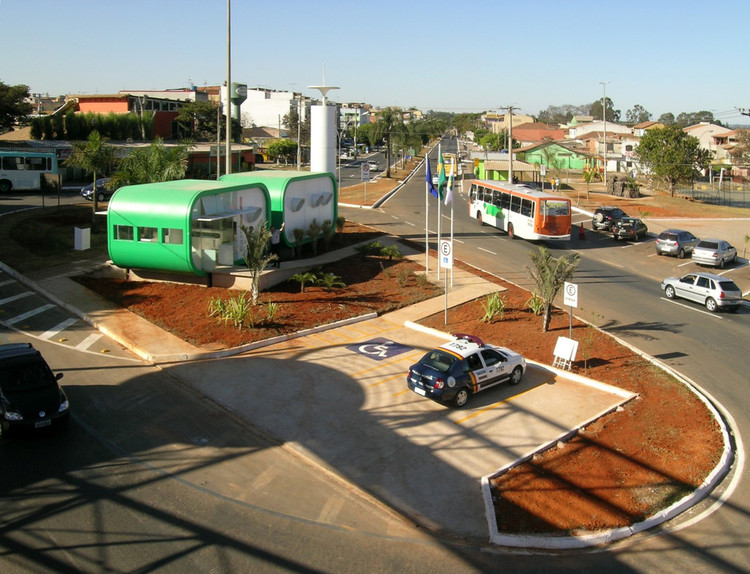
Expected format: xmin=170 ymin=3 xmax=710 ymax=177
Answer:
xmin=346 ymin=338 xmax=412 ymax=361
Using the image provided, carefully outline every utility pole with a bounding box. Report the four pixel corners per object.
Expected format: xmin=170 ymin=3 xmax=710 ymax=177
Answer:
xmin=499 ymin=105 xmax=518 ymax=184
xmin=599 ymin=81 xmax=609 ymax=190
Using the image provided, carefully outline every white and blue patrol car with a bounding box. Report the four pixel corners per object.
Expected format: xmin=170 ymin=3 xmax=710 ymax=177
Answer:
xmin=406 ymin=333 xmax=526 ymax=408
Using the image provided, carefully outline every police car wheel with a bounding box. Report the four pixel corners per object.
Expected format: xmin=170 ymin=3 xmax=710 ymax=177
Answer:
xmin=453 ymin=388 xmax=470 ymax=408
xmin=510 ymin=366 xmax=523 ymax=385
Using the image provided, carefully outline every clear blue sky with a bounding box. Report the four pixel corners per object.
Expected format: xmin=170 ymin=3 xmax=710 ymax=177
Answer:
xmin=2 ymin=0 xmax=748 ymax=124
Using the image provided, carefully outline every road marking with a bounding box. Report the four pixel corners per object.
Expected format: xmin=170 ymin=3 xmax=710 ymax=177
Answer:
xmin=660 ymin=298 xmax=725 ymax=319
xmin=76 ymin=333 xmax=103 ymax=350
xmin=478 ymin=247 xmax=496 ymax=255
xmin=5 ymin=303 xmax=55 ymax=325
xmin=0 ymin=291 xmax=33 ymax=305
xmin=0 ymin=279 xmax=15 ymax=287
xmin=453 ymin=382 xmax=552 ymax=425
xmin=39 ymin=317 xmax=79 ymax=340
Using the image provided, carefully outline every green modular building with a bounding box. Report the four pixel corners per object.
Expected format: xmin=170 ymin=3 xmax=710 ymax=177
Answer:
xmin=220 ymin=170 xmax=337 ymax=250
xmin=107 ymin=179 xmax=270 ymax=276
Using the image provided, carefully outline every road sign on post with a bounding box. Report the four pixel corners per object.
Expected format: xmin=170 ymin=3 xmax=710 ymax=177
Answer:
xmin=361 ymin=163 xmax=370 ymax=181
xmin=563 ymin=282 xmax=578 ymax=339
xmin=440 ymin=240 xmax=453 ymax=269
xmin=563 ymin=282 xmax=578 ymax=307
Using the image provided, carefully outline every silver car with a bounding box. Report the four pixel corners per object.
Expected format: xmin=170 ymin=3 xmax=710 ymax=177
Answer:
xmin=692 ymin=239 xmax=737 ymax=269
xmin=655 ymin=229 xmax=700 ymax=258
xmin=661 ymin=272 xmax=743 ymax=313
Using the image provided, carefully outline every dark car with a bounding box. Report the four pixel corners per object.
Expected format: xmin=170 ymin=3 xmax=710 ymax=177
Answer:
xmin=612 ymin=217 xmax=648 ymax=241
xmin=80 ymin=177 xmax=114 ymax=202
xmin=592 ymin=206 xmax=628 ymax=231
xmin=655 ymin=229 xmax=700 ymax=258
xmin=406 ymin=334 xmax=526 ymax=408
xmin=0 ymin=343 xmax=69 ymax=438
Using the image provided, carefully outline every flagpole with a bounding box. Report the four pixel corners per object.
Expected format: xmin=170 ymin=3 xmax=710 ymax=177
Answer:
xmin=425 ymin=160 xmax=429 ymax=274
xmin=437 ymin=144 xmax=442 ymax=280
xmin=450 ymin=158 xmax=455 ymax=287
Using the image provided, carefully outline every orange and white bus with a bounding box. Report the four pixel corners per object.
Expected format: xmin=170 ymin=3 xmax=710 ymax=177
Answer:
xmin=468 ymin=180 xmax=571 ymax=241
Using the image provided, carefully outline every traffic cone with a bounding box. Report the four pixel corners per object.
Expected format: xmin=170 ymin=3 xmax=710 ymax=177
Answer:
xmin=578 ymin=224 xmax=586 ymax=240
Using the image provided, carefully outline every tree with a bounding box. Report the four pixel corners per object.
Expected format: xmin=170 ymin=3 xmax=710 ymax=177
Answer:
xmin=176 ymin=100 xmax=222 ymax=141
xmin=674 ymin=110 xmax=719 ymax=128
xmin=282 ymin=105 xmax=310 ymax=155
xmin=373 ymin=107 xmax=405 ymax=178
xmin=64 ymin=130 xmax=116 ymax=219
xmin=634 ymin=125 xmax=711 ymax=196
xmin=267 ymin=139 xmax=297 ymax=165
xmin=239 ymin=223 xmax=274 ymax=304
xmin=657 ymin=112 xmax=675 ymax=125
xmin=536 ymin=104 xmax=589 ymax=125
xmin=625 ymin=104 xmax=652 ymax=124
xmin=590 ymin=97 xmax=620 ymax=123
xmin=0 ymin=81 xmax=33 ymax=133
xmin=109 ymin=137 xmax=190 ymax=188
xmin=728 ymin=128 xmax=750 ymax=167
xmin=526 ymin=246 xmax=581 ymax=332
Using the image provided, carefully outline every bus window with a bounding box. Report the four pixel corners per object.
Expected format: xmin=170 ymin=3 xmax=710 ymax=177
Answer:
xmin=521 ymin=198 xmax=533 ymax=217
xmin=2 ymin=156 xmax=20 ymax=170
xmin=469 ymin=185 xmax=476 ymax=201
xmin=492 ymin=191 xmax=502 ymax=207
xmin=500 ymin=191 xmax=510 ymax=210
xmin=510 ymin=195 xmax=522 ymax=213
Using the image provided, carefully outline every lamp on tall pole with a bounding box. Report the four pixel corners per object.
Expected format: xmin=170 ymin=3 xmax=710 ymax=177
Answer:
xmin=225 ymin=0 xmax=231 ymax=175
xmin=599 ymin=81 xmax=609 ymax=190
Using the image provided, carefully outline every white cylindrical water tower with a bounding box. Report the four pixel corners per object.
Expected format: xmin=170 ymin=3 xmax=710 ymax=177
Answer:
xmin=308 ymin=84 xmax=338 ymax=174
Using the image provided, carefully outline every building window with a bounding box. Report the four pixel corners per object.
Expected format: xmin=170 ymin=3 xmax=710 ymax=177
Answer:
xmin=163 ymin=228 xmax=184 ymax=245
xmin=138 ymin=226 xmax=158 ymax=242
xmin=114 ymin=225 xmax=134 ymax=240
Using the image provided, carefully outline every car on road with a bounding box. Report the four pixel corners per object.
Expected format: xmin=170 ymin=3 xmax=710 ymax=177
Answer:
xmin=406 ymin=333 xmax=526 ymax=407
xmin=692 ymin=239 xmax=738 ymax=268
xmin=367 ymin=161 xmax=380 ymax=171
xmin=80 ymin=177 xmax=114 ymax=202
xmin=655 ymin=228 xmax=700 ymax=258
xmin=612 ymin=217 xmax=649 ymax=241
xmin=592 ymin=206 xmax=628 ymax=231
xmin=661 ymin=272 xmax=743 ymax=313
xmin=0 ymin=343 xmax=69 ymax=438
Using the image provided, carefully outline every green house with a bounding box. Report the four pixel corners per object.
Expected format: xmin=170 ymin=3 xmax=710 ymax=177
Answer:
xmin=107 ymin=179 xmax=270 ymax=276
xmin=516 ymin=142 xmax=590 ymax=172
xmin=220 ymin=170 xmax=337 ymax=249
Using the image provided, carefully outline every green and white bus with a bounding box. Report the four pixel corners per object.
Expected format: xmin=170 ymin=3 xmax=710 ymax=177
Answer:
xmin=0 ymin=150 xmax=59 ymax=193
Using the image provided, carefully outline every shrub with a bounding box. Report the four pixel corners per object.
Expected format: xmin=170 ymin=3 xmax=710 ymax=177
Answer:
xmin=207 ymin=292 xmax=252 ymax=330
xmin=316 ymin=272 xmax=346 ymax=291
xmin=525 ymin=292 xmax=545 ymax=315
xmin=290 ymin=271 xmax=318 ymax=293
xmin=480 ymin=292 xmax=506 ymax=323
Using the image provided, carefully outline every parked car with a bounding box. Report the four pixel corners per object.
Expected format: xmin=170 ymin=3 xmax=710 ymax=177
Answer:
xmin=661 ymin=272 xmax=743 ymax=313
xmin=692 ymin=239 xmax=738 ymax=269
xmin=80 ymin=177 xmax=114 ymax=202
xmin=592 ymin=206 xmax=628 ymax=231
xmin=655 ymin=229 xmax=700 ymax=258
xmin=0 ymin=343 xmax=69 ymax=438
xmin=612 ymin=217 xmax=648 ymax=241
xmin=406 ymin=333 xmax=526 ymax=408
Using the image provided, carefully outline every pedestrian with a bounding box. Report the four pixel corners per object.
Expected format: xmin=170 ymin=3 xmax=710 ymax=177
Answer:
xmin=270 ymin=222 xmax=284 ymax=268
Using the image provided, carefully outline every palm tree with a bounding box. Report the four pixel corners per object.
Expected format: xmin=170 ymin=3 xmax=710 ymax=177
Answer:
xmin=109 ymin=137 xmax=190 ymax=188
xmin=374 ymin=108 xmax=405 ymax=179
xmin=526 ymin=246 xmax=581 ymax=332
xmin=64 ymin=130 xmax=115 ymax=221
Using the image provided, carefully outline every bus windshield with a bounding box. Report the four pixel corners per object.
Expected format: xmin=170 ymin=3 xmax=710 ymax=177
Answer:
xmin=540 ymin=199 xmax=570 ymax=216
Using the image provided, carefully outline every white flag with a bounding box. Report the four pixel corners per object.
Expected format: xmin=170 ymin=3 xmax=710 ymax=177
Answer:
xmin=444 ymin=158 xmax=455 ymax=205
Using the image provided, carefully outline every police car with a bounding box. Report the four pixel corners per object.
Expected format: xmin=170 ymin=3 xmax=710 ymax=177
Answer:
xmin=406 ymin=334 xmax=526 ymax=408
